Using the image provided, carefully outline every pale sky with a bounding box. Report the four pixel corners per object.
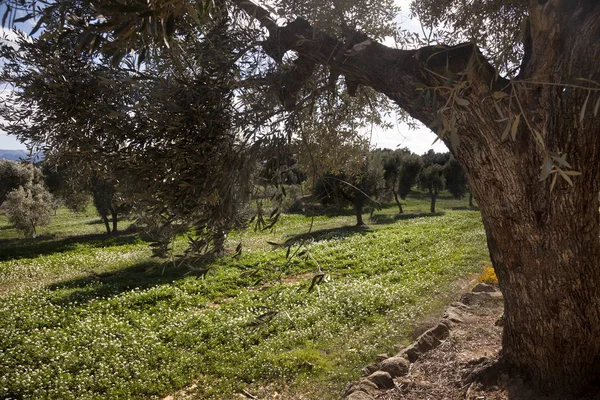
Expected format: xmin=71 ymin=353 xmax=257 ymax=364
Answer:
xmin=0 ymin=0 xmax=447 ymax=155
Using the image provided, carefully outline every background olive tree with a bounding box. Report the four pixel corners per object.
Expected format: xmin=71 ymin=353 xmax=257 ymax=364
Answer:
xmin=4 ymin=182 xmax=54 ymax=238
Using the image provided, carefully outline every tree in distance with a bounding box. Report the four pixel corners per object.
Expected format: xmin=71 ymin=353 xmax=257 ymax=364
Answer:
xmin=4 ymin=182 xmax=54 ymax=238
xmin=0 ymin=160 xmax=43 ymax=206
xmin=418 ymin=163 xmax=445 ymax=214
xmin=382 ymin=150 xmax=424 ymax=214
xmin=42 ymin=162 xmax=91 ymax=214
xmin=443 ymin=156 xmax=468 ymax=201
xmin=314 ymin=151 xmax=383 ymax=226
xmin=1 ymin=0 xmax=600 ymax=394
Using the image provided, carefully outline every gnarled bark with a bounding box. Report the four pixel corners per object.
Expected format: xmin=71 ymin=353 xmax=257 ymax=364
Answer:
xmin=235 ymin=0 xmax=600 ymax=394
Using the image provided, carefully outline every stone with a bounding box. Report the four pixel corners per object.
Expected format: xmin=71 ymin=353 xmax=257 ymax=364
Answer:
xmin=356 ymin=380 xmax=380 ymax=396
xmin=379 ymin=356 xmax=410 ymax=378
xmin=428 ymin=322 xmax=450 ymax=340
xmin=344 ymin=380 xmax=379 ymax=397
xmin=414 ymin=331 xmax=440 ymax=353
xmin=375 ymin=353 xmax=389 ymax=362
xmin=472 ymin=283 xmax=496 ymax=293
xmin=343 ymin=381 xmax=360 ymax=397
xmin=360 ymin=363 xmax=379 ymax=377
xmin=398 ymin=343 xmax=420 ymax=362
xmin=450 ymin=301 xmax=472 ymax=311
xmin=366 ymin=371 xmax=395 ymax=389
xmin=346 ymin=391 xmax=375 ymax=400
xmin=461 ymin=291 xmax=504 ymax=306
xmin=442 ymin=308 xmax=465 ymax=325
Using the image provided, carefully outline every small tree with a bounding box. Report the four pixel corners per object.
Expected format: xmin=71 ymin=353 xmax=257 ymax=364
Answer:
xmin=4 ymin=183 xmax=54 ymax=238
xmin=418 ymin=164 xmax=445 ymax=214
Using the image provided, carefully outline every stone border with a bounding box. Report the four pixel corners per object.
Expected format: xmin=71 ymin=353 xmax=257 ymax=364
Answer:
xmin=343 ymin=283 xmax=502 ymax=400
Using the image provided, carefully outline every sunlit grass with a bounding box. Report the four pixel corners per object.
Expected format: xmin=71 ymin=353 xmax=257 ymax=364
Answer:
xmin=0 ymin=194 xmax=487 ymax=399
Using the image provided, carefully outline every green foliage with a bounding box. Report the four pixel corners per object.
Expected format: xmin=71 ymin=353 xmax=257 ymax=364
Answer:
xmin=379 ymin=148 xmax=422 ymax=213
xmin=42 ymin=162 xmax=91 ymax=213
xmin=410 ymin=0 xmax=527 ymax=74
xmin=397 ymin=153 xmax=424 ymax=200
xmin=313 ymin=150 xmax=384 ymax=225
xmin=4 ymin=183 xmax=54 ymax=238
xmin=0 ymin=160 xmax=42 ymax=205
xmin=421 ymin=149 xmax=450 ymax=168
xmin=418 ymin=164 xmax=445 ymax=193
xmin=418 ymin=164 xmax=445 ymax=213
xmin=273 ymin=0 xmax=399 ymax=40
xmin=91 ymin=177 xmax=128 ymax=234
xmin=444 ymin=156 xmax=468 ymax=199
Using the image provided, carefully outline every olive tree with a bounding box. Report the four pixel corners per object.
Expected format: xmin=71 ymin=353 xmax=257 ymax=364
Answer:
xmin=0 ymin=160 xmax=42 ymax=205
xmin=2 ymin=0 xmax=600 ymax=394
xmin=382 ymin=151 xmax=423 ymax=213
xmin=4 ymin=183 xmax=54 ymax=238
xmin=443 ymin=156 xmax=468 ymax=200
xmin=314 ymin=150 xmax=384 ymax=226
xmin=418 ymin=164 xmax=444 ymax=213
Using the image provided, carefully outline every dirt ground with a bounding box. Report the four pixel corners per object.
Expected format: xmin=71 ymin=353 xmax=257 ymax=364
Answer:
xmin=378 ymin=299 xmax=507 ymax=400
xmin=372 ymin=298 xmax=600 ymax=400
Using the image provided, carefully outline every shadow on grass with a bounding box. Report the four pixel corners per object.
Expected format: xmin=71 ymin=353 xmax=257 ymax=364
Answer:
xmin=368 ymin=212 xmax=442 ymax=225
xmin=45 ymin=259 xmax=194 ymax=306
xmin=288 ymin=206 xmax=357 ymax=218
xmin=450 ymin=206 xmax=480 ymax=211
xmin=0 ymin=231 xmax=141 ymax=262
xmin=86 ymin=218 xmax=107 ymax=225
xmin=283 ymin=225 xmax=372 ymax=246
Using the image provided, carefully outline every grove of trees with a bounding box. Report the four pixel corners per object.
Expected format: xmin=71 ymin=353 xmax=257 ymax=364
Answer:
xmin=1 ymin=0 xmax=599 ymax=395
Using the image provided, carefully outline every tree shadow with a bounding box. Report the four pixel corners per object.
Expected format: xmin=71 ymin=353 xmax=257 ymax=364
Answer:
xmin=86 ymin=218 xmax=106 ymax=225
xmin=451 ymin=206 xmax=480 ymax=211
xmin=368 ymin=212 xmax=443 ymax=225
xmin=283 ymin=225 xmax=372 ymax=246
xmin=0 ymin=231 xmax=141 ymax=262
xmin=45 ymin=259 xmax=193 ymax=306
xmin=289 ymin=206 xmax=357 ymax=218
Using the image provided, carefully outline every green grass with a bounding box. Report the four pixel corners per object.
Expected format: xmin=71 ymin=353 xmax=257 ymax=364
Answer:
xmin=0 ymin=195 xmax=488 ymax=399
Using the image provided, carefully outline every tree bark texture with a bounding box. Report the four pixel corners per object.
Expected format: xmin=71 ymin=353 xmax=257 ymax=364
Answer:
xmin=236 ymin=0 xmax=600 ymax=393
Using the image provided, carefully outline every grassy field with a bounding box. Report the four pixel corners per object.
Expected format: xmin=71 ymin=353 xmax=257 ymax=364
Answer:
xmin=0 ymin=193 xmax=489 ymax=399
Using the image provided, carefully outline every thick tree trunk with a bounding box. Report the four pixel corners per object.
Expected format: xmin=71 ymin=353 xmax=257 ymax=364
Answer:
xmin=392 ymin=189 xmax=403 ymax=213
xmin=480 ymin=185 xmax=600 ymax=394
xmin=237 ymin=0 xmax=600 ymax=393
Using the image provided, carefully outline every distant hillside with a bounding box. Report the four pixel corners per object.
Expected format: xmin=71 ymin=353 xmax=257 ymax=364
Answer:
xmin=0 ymin=149 xmax=44 ymax=162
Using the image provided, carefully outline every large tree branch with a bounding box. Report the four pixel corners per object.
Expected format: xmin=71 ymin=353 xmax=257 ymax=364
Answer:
xmin=233 ymin=0 xmax=506 ymax=131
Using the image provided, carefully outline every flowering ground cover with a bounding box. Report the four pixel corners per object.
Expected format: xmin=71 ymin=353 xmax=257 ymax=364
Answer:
xmin=0 ymin=195 xmax=488 ymax=399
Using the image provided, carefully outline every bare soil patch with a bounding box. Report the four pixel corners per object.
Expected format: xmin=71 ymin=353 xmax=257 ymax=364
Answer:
xmin=378 ymin=300 xmax=505 ymax=400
